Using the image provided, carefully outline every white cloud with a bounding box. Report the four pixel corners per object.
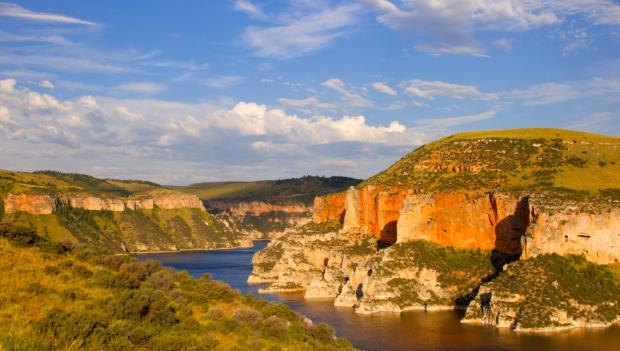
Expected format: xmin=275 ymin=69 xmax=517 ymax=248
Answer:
xmin=403 ymin=79 xmax=496 ymax=100
xmin=371 ymin=82 xmax=397 ymax=96
xmin=0 ymin=78 xmax=16 ymax=93
xmin=322 ymin=78 xmax=373 ymax=107
xmin=505 ymin=77 xmax=620 ymax=106
xmin=115 ymin=106 xmax=143 ymax=120
xmin=39 ymin=80 xmax=54 ymax=89
xmin=365 ymin=0 xmax=620 ymax=56
xmin=117 ymin=82 xmax=166 ymax=95
xmin=569 ymin=111 xmax=614 ymax=130
xmin=494 ymin=38 xmax=513 ymax=51
xmin=415 ymin=110 xmax=495 ymax=128
xmin=234 ymin=0 xmax=267 ymax=20
xmin=0 ymin=2 xmax=96 ymax=25
xmin=277 ymin=96 xmax=335 ymax=111
xmin=205 ymin=76 xmax=243 ymax=89
xmin=243 ymin=4 xmax=360 ymax=58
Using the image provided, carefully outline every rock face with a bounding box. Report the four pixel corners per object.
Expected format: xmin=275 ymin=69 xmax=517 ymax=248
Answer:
xmin=2 ymin=190 xmax=206 ymax=214
xmin=312 ymin=192 xmax=346 ymax=223
xmin=2 ymin=193 xmax=56 ymax=214
xmin=523 ymin=204 xmax=620 ymax=264
xmin=397 ymin=192 xmax=528 ymax=255
xmin=207 ymin=200 xmax=307 ymax=216
xmin=342 ymin=186 xmax=406 ymax=244
xmin=312 ymin=185 xmax=620 ymax=264
xmin=207 ymin=200 xmax=312 ymax=240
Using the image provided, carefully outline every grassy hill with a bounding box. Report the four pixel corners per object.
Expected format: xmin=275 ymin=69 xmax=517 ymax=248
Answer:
xmin=0 ymin=225 xmax=354 ymax=350
xmin=177 ymin=176 xmax=361 ymax=205
xmin=0 ymin=169 xmax=160 ymax=197
xmin=365 ymin=128 xmax=620 ymax=203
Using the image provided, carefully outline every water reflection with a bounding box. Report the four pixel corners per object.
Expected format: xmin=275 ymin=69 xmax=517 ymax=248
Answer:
xmin=137 ymin=241 xmax=620 ymax=351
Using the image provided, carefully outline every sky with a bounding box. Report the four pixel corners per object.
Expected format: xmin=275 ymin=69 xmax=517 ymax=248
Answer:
xmin=0 ymin=1 xmax=619 ymax=184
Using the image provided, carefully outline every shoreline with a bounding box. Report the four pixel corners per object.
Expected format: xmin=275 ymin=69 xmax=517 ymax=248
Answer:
xmin=128 ymin=240 xmax=259 ymax=255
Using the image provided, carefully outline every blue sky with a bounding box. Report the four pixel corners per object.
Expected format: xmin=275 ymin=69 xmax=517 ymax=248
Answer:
xmin=0 ymin=1 xmax=619 ymax=184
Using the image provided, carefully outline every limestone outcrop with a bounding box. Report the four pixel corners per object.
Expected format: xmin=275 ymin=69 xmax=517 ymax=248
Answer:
xmin=2 ymin=190 xmax=206 ymax=214
xmin=207 ymin=200 xmax=307 ymax=216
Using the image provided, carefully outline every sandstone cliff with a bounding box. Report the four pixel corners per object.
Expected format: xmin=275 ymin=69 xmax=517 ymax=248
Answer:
xmin=2 ymin=189 xmax=206 ymax=215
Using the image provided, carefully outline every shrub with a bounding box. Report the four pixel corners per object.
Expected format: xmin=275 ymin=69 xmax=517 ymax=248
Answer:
xmin=233 ymin=307 xmax=263 ymax=325
xmin=206 ymin=307 xmax=224 ymax=320
xmin=261 ymin=316 xmax=288 ymax=339
xmin=35 ymin=309 xmax=106 ymax=349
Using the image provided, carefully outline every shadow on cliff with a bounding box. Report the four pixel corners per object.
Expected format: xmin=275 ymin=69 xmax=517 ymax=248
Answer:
xmin=377 ymin=220 xmax=397 ymax=250
xmin=454 ymin=196 xmax=530 ymax=308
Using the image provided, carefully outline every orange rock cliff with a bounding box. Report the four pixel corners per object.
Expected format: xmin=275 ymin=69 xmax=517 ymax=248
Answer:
xmin=2 ymin=191 xmax=205 ymax=215
xmin=313 ymin=186 xmax=620 ymax=264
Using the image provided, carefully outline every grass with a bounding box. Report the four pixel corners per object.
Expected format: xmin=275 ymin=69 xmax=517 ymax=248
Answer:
xmin=364 ymin=128 xmax=620 ymax=206
xmin=176 ymin=176 xmax=360 ymax=204
xmin=0 ymin=226 xmax=355 ymax=350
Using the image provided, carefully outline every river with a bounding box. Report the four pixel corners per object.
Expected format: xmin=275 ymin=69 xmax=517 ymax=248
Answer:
xmin=137 ymin=241 xmax=620 ymax=351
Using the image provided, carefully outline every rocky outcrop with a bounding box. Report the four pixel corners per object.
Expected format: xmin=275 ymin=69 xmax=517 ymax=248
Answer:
xmin=207 ymin=200 xmax=307 ymax=216
xmin=312 ymin=192 xmax=346 ymax=223
xmin=2 ymin=193 xmax=56 ymax=215
xmin=2 ymin=190 xmax=206 ymax=214
xmin=342 ymin=186 xmax=406 ymax=244
xmin=397 ymin=192 xmax=528 ymax=255
xmin=462 ymin=254 xmax=620 ymax=332
xmin=522 ymin=204 xmax=620 ymax=264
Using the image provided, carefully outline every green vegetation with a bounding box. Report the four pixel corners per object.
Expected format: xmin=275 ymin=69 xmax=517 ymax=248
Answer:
xmin=364 ymin=128 xmax=620 ymax=207
xmin=0 ymin=169 xmax=160 ymax=196
xmin=177 ymin=176 xmax=360 ymax=205
xmin=378 ymin=241 xmax=494 ymax=306
xmin=0 ymin=225 xmax=355 ymax=350
xmin=483 ymin=254 xmax=620 ymax=329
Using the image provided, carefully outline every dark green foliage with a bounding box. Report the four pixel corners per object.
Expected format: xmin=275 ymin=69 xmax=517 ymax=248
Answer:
xmin=600 ymin=188 xmax=620 ymax=201
xmin=188 ymin=175 xmax=361 ymax=205
xmin=0 ymin=198 xmax=4 ymax=218
xmin=0 ymin=224 xmax=68 ymax=254
xmin=55 ymin=206 xmax=123 ymax=249
xmin=35 ymin=309 xmax=107 ymax=349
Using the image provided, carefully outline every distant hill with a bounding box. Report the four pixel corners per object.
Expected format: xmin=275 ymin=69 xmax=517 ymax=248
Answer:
xmin=176 ymin=176 xmax=362 ymax=205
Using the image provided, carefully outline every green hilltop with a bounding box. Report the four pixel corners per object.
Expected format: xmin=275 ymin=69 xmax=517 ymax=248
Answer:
xmin=365 ymin=128 xmax=620 ymax=203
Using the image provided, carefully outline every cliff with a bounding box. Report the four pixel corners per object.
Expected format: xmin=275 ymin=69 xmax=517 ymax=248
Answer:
xmin=2 ymin=189 xmax=205 ymax=215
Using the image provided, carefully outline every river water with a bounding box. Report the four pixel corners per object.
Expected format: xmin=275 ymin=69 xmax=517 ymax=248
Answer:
xmin=137 ymin=241 xmax=620 ymax=351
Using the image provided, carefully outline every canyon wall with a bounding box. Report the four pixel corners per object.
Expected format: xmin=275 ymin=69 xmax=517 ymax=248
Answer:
xmin=206 ymin=200 xmax=307 ymax=216
xmin=2 ymin=191 xmax=206 ymax=215
xmin=312 ymin=192 xmax=346 ymax=223
xmin=312 ymin=186 xmax=620 ymax=264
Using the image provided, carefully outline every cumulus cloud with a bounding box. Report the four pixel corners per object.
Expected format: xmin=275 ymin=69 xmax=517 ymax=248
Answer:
xmin=243 ymin=4 xmax=360 ymax=58
xmin=0 ymin=2 xmax=96 ymax=25
xmin=0 ymin=78 xmax=432 ymax=182
xmin=403 ymin=79 xmax=496 ymax=100
xmin=322 ymin=78 xmax=373 ymax=107
xmin=371 ymin=82 xmax=397 ymax=96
